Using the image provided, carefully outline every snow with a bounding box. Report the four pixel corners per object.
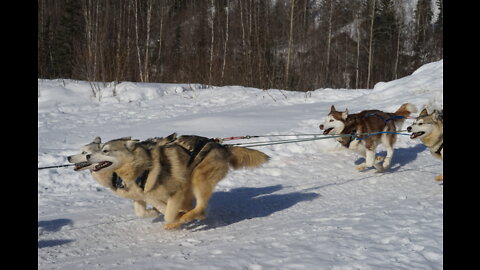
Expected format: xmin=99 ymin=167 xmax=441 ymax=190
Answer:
xmin=38 ymin=60 xmax=443 ymax=269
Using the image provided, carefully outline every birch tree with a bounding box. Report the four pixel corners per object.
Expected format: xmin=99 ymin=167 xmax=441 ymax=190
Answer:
xmin=285 ymin=0 xmax=295 ymax=88
xmin=366 ymin=0 xmax=376 ymax=89
xmin=208 ymin=0 xmax=215 ymax=85
xmin=221 ymin=3 xmax=230 ymax=83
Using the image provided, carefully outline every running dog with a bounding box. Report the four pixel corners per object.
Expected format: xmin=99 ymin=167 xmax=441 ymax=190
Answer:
xmin=407 ymin=108 xmax=443 ymax=181
xmin=86 ymin=134 xmax=270 ymax=230
xmin=319 ymin=103 xmax=417 ymax=172
xmin=67 ymin=135 xmax=178 ymax=218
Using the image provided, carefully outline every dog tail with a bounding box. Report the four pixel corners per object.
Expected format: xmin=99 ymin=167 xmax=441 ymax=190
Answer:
xmin=227 ymin=146 xmax=270 ymax=170
xmin=394 ymin=103 xmax=417 ymax=117
xmin=392 ymin=103 xmax=417 ymax=130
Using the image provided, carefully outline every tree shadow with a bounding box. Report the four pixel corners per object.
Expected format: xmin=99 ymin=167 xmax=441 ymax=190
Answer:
xmin=185 ymin=184 xmax=319 ymax=231
xmin=38 ymin=219 xmax=74 ymax=248
xmin=354 ymin=144 xmax=427 ymax=172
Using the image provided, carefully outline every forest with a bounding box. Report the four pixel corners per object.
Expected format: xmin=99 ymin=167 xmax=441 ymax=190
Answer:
xmin=38 ymin=0 xmax=443 ymax=92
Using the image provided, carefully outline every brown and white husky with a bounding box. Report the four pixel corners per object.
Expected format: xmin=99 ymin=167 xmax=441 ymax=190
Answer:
xmin=319 ymin=103 xmax=417 ymax=172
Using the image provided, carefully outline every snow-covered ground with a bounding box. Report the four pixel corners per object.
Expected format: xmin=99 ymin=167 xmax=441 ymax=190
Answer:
xmin=38 ymin=60 xmax=443 ymax=269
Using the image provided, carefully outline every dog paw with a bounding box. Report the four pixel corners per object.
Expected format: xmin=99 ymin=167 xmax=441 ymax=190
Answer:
xmin=164 ymin=222 xmax=181 ymax=230
xmin=356 ymin=164 xmax=367 ymax=171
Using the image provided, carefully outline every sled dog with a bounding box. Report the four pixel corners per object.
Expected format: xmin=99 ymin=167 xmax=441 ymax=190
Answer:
xmin=86 ymin=134 xmax=270 ymax=230
xmin=67 ymin=135 xmax=178 ymax=218
xmin=319 ymin=103 xmax=417 ymax=172
xmin=407 ymin=108 xmax=443 ymax=181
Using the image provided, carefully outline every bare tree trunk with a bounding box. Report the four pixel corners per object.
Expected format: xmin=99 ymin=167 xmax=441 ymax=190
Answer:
xmin=221 ymin=4 xmax=229 ymax=83
xmin=285 ymin=0 xmax=295 ymax=89
xmin=247 ymin=0 xmax=253 ymax=85
xmin=208 ymin=0 xmax=215 ymax=85
xmin=143 ymin=0 xmax=153 ymax=82
xmin=355 ymin=13 xmax=360 ymax=89
xmin=81 ymin=0 xmax=96 ymax=97
xmin=239 ymin=1 xmax=246 ymax=59
xmin=325 ymin=0 xmax=333 ymax=85
xmin=394 ymin=25 xmax=401 ymax=80
xmin=134 ymin=0 xmax=144 ymax=82
xmin=93 ymin=0 xmax=100 ymax=81
xmin=156 ymin=2 xmax=165 ymax=79
xmin=125 ymin=1 xmax=132 ymax=81
xmin=114 ymin=1 xmax=122 ymax=85
xmin=366 ymin=0 xmax=376 ymax=89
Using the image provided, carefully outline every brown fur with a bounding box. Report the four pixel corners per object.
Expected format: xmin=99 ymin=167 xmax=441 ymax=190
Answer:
xmin=320 ymin=103 xmax=417 ymax=172
xmin=88 ymin=135 xmax=270 ymax=230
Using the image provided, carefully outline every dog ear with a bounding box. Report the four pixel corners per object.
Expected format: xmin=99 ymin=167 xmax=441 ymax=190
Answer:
xmin=166 ymin=132 xmax=177 ymax=141
xmin=330 ymin=105 xmax=336 ymax=113
xmin=419 ymin=108 xmax=429 ymax=117
xmin=93 ymin=136 xmax=101 ymax=144
xmin=125 ymin=140 xmax=139 ymax=151
xmin=341 ymin=108 xmax=348 ymax=120
xmin=432 ymin=110 xmax=443 ymax=122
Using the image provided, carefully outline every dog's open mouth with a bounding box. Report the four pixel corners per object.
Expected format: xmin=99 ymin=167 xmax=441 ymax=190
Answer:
xmin=410 ymin=132 xmax=425 ymax=139
xmin=323 ymin=127 xmax=334 ymax=135
xmin=92 ymin=161 xmax=113 ymax=172
xmin=74 ymin=162 xmax=92 ymax=171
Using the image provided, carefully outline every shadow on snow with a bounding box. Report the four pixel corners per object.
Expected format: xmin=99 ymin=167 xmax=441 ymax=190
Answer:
xmin=354 ymin=144 xmax=427 ymax=172
xmin=184 ymin=184 xmax=319 ymax=231
xmin=38 ymin=219 xmax=74 ymax=248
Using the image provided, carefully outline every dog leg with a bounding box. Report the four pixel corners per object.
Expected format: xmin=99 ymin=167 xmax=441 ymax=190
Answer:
xmin=356 ymin=148 xmax=376 ymax=171
xmin=382 ymin=146 xmax=394 ymax=171
xmin=180 ymin=189 xmax=195 ymax=213
xmin=354 ymin=146 xmax=368 ymax=171
xmin=380 ymin=134 xmax=396 ymax=171
xmin=133 ymin=200 xmax=160 ymax=218
xmin=435 ymin=174 xmax=443 ymax=181
xmin=163 ymin=191 xmax=186 ymax=230
xmin=149 ymin=200 xmax=167 ymax=215
xmin=166 ymin=157 xmax=229 ymax=230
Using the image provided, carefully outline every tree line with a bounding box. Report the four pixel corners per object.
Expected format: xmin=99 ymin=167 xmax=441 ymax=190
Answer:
xmin=38 ymin=0 xmax=443 ymax=92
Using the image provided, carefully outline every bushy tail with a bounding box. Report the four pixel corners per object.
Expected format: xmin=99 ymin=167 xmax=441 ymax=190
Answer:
xmin=393 ymin=103 xmax=417 ymax=130
xmin=227 ymin=146 xmax=270 ymax=170
xmin=394 ymin=103 xmax=417 ymax=117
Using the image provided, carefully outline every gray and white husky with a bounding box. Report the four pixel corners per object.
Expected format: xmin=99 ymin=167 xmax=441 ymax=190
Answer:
xmin=319 ymin=103 xmax=417 ymax=172
xmin=67 ymin=135 xmax=176 ymax=217
xmin=407 ymin=108 xmax=443 ymax=181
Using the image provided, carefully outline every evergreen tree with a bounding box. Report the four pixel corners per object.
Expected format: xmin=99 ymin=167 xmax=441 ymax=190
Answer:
xmin=414 ymin=0 xmax=434 ymax=64
xmin=52 ymin=0 xmax=82 ymax=78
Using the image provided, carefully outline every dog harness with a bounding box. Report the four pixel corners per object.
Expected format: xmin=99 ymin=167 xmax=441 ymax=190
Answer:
xmin=173 ymin=136 xmax=216 ymax=166
xmin=187 ymin=138 xmax=215 ymax=166
xmin=363 ymin=112 xmax=406 ymax=123
xmin=339 ymin=130 xmax=356 ymax=148
xmin=111 ymin=170 xmax=149 ymax=190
